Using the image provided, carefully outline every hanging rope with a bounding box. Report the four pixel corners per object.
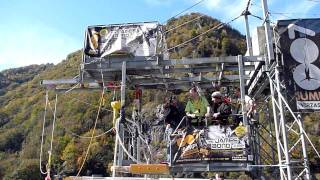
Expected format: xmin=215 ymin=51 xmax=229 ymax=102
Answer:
xmin=64 ymin=128 xmax=114 ymax=139
xmin=39 ymin=91 xmax=49 ymax=175
xmin=39 ymin=92 xmax=58 ymax=177
xmin=64 ymin=83 xmax=80 ymax=94
xmin=58 ymin=74 xmax=114 ymax=140
xmin=76 ymin=90 xmax=104 ymax=177
xmin=77 ymin=61 xmax=106 ymax=177
xmin=47 ymin=94 xmax=58 ymax=177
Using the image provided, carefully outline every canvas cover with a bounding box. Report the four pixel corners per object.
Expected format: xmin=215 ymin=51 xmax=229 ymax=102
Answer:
xmin=84 ymin=22 xmax=162 ymax=62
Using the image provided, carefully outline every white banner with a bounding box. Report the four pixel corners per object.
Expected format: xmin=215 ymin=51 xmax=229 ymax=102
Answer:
xmin=84 ymin=22 xmax=161 ymax=60
xmin=296 ymin=101 xmax=320 ymax=110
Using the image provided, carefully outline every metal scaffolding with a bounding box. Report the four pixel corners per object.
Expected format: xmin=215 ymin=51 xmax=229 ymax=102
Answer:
xmin=40 ymin=0 xmax=316 ymax=179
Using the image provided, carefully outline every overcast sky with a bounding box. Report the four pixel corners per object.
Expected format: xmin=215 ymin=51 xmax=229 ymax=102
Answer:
xmin=1 ymin=0 xmax=319 ymax=71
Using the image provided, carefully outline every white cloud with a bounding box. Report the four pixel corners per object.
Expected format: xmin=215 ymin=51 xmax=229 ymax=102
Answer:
xmin=203 ymin=0 xmax=247 ymax=18
xmin=253 ymin=1 xmax=319 ymax=27
xmin=0 ymin=23 xmax=80 ymax=71
xmin=203 ymin=0 xmax=221 ymax=10
xmin=198 ymin=0 xmax=250 ymax=33
xmin=283 ymin=1 xmax=316 ymax=18
xmin=144 ymin=0 xmax=173 ymax=6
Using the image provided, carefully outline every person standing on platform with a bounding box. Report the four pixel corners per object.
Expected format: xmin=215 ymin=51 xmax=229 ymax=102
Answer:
xmin=185 ymin=87 xmax=210 ymax=127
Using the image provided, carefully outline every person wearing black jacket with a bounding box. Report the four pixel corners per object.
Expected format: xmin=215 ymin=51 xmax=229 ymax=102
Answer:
xmin=205 ymin=91 xmax=232 ymax=126
xmin=164 ymin=96 xmax=185 ymax=129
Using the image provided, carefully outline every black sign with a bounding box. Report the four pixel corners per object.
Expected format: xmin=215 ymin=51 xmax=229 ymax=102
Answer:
xmin=278 ymin=19 xmax=320 ymax=111
xmin=172 ymin=127 xmax=252 ymax=164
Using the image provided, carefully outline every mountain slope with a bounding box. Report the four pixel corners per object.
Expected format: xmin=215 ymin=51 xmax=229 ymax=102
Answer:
xmin=0 ymin=64 xmax=53 ymax=96
xmin=165 ymin=12 xmax=246 ymax=58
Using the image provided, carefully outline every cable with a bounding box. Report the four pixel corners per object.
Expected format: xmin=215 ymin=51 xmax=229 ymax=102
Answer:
xmin=244 ymin=0 xmax=252 ymax=13
xmin=45 ymin=83 xmax=114 ymax=140
xmin=164 ymin=14 xmax=206 ymax=34
xmin=163 ymin=0 xmax=207 ymax=24
xmin=166 ymin=14 xmax=242 ymax=52
xmin=250 ymin=14 xmax=264 ymax=21
xmin=66 ymin=96 xmax=113 ymax=112
xmin=250 ymin=13 xmax=277 ymax=26
xmin=76 ymin=90 xmax=104 ymax=176
xmin=49 ymin=69 xmax=113 ymax=113
xmin=61 ymin=82 xmax=113 ymax=112
xmin=64 ymin=127 xmax=113 ymax=139
xmin=64 ymin=83 xmax=80 ymax=94
xmin=271 ymin=11 xmax=320 ymax=18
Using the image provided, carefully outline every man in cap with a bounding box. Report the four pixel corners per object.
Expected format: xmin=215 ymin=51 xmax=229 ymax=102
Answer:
xmin=206 ymin=91 xmax=232 ymax=125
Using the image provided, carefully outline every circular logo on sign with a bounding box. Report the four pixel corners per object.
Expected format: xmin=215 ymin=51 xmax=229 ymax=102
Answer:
xmin=290 ymin=38 xmax=319 ymax=64
xmin=293 ymin=63 xmax=320 ymax=90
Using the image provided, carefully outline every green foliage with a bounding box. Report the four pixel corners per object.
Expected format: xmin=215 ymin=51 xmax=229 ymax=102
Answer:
xmin=5 ymin=159 xmax=41 ymax=180
xmin=165 ymin=12 xmax=246 ymax=59
xmin=62 ymin=139 xmax=77 ymax=173
xmin=0 ymin=128 xmax=24 ymax=152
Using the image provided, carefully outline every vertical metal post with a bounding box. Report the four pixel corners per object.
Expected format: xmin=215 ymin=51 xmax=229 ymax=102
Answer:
xmin=117 ymin=126 xmax=124 ymax=165
xmin=275 ymin=66 xmax=292 ymax=180
xmin=265 ymin=62 xmax=284 ymax=179
xmin=267 ymin=106 xmax=276 ymax=165
xmin=121 ymin=61 xmax=126 ymax=107
xmin=274 ymin=24 xmax=295 ymax=179
xmin=297 ymin=114 xmax=311 ymax=180
xmin=118 ymin=61 xmax=126 ymax=166
xmin=261 ymin=0 xmax=289 ymax=178
xmin=255 ymin=126 xmax=262 ymax=177
xmin=137 ymin=132 xmax=141 ymax=162
xmin=132 ymin=133 xmax=136 ymax=160
xmin=273 ymin=24 xmax=292 ymax=178
xmin=237 ymin=55 xmax=247 ymax=125
xmin=261 ymin=0 xmax=274 ymax=62
xmin=244 ymin=14 xmax=253 ymax=56
xmin=112 ymin=127 xmax=118 ymax=177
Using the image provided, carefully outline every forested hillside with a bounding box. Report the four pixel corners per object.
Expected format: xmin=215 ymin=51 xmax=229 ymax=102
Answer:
xmin=166 ymin=13 xmax=246 ymax=58
xmin=0 ymin=12 xmax=319 ymax=179
xmin=0 ymin=64 xmax=53 ymax=96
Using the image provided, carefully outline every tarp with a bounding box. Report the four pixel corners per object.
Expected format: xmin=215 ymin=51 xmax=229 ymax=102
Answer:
xmin=277 ymin=19 xmax=320 ymax=111
xmin=84 ymin=22 xmax=161 ymax=61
